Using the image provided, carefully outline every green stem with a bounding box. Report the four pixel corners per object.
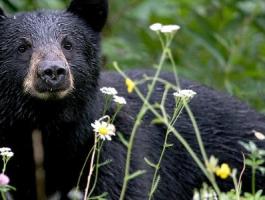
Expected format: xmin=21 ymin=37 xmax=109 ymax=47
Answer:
xmin=183 ymin=103 xmax=208 ymax=166
xmin=1 ymin=191 xmax=6 ymax=200
xmin=118 ymin=106 xmax=148 ymax=200
xmin=134 ymin=86 xmax=221 ymax=196
xmin=115 ymin=37 xmax=171 ymax=200
xmin=84 ymin=134 xmax=98 ymax=200
xmin=166 ymin=39 xmax=208 ymax=167
xmin=252 ymin=165 xmax=256 ymax=195
xmin=87 ymin=141 xmax=104 ymax=198
xmin=75 ymin=139 xmax=98 ymax=193
xmin=157 ymin=32 xmax=165 ymax=49
xmin=231 ymin=172 xmax=240 ymax=200
xmin=102 ymin=96 xmax=113 ymax=116
xmin=140 ymin=76 xmax=179 ymax=90
xmin=148 ymin=86 xmax=170 ymax=199
xmin=2 ymin=157 xmax=7 ymax=174
xmin=116 ymin=64 xmax=221 ymax=197
xmin=111 ymin=105 xmax=122 ymax=123
xmin=166 ymin=48 xmax=180 ymax=89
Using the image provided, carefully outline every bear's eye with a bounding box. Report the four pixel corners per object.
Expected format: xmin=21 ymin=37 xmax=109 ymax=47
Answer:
xmin=18 ymin=44 xmax=29 ymax=54
xmin=62 ymin=41 xmax=73 ymax=51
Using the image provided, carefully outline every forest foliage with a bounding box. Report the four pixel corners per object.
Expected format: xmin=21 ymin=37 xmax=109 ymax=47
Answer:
xmin=1 ymin=0 xmax=265 ymax=112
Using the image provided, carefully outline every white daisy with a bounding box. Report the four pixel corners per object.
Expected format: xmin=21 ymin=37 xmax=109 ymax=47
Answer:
xmin=161 ymin=25 xmax=181 ymax=33
xmin=173 ymin=89 xmax=197 ymax=99
xmin=253 ymin=130 xmax=265 ymax=140
xmin=149 ymin=23 xmax=162 ymax=31
xmin=67 ymin=188 xmax=83 ymax=200
xmin=100 ymin=87 xmax=118 ymax=96
xmin=91 ymin=117 xmax=116 ymax=141
xmin=0 ymin=151 xmax=14 ymax=158
xmin=0 ymin=147 xmax=11 ymax=153
xmin=113 ymin=95 xmax=127 ymax=105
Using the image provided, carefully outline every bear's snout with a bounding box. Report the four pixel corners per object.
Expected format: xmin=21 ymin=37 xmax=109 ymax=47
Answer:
xmin=37 ymin=60 xmax=70 ymax=92
xmin=23 ymin=49 xmax=74 ymax=100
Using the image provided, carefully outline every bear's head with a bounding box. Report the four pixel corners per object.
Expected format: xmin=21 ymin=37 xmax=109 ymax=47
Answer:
xmin=0 ymin=0 xmax=108 ymax=100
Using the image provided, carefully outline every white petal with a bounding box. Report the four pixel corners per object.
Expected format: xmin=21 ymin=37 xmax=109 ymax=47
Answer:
xmin=101 ymin=121 xmax=108 ymax=128
xmin=0 ymin=147 xmax=11 ymax=152
xmin=107 ymin=124 xmax=116 ymax=132
xmin=149 ymin=23 xmax=162 ymax=31
xmin=113 ymin=95 xmax=127 ymax=105
xmin=173 ymin=89 xmax=196 ymax=99
xmin=99 ymin=135 xmax=106 ymax=140
xmin=253 ymin=130 xmax=265 ymax=140
xmin=161 ymin=25 xmax=181 ymax=33
xmin=100 ymin=87 xmax=118 ymax=95
xmin=106 ymin=135 xmax=112 ymax=141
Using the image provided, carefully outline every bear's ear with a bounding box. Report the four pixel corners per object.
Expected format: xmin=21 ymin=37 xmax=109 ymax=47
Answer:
xmin=67 ymin=0 xmax=108 ymax=32
xmin=0 ymin=7 xmax=7 ymax=20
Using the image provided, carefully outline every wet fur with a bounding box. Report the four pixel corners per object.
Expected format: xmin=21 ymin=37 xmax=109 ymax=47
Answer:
xmin=0 ymin=1 xmax=264 ymax=199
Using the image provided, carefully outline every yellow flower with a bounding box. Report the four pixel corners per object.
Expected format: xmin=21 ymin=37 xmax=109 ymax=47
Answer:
xmin=215 ymin=163 xmax=231 ymax=179
xmin=125 ymin=78 xmax=135 ymax=93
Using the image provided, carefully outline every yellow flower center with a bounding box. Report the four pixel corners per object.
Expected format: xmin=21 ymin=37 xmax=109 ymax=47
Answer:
xmin=125 ymin=78 xmax=135 ymax=93
xmin=98 ymin=127 xmax=108 ymax=135
xmin=215 ymin=163 xmax=231 ymax=179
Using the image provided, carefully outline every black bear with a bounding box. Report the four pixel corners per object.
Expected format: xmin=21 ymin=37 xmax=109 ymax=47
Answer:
xmin=0 ymin=0 xmax=264 ymax=199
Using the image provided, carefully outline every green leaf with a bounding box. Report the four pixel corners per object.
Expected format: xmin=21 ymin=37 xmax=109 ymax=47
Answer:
xmin=256 ymin=159 xmax=265 ymax=166
xmin=97 ymin=159 xmax=112 ymax=168
xmin=239 ymin=141 xmax=251 ymax=152
xmin=117 ymin=132 xmax=128 ymax=147
xmin=259 ymin=150 xmax=265 ymax=156
xmin=245 ymin=158 xmax=254 ymax=166
xmin=165 ymin=143 xmax=174 ymax=148
xmin=127 ymin=170 xmax=146 ymax=181
xmin=144 ymin=157 xmax=157 ymax=168
xmin=151 ymin=118 xmax=164 ymax=125
xmin=249 ymin=141 xmax=258 ymax=152
xmin=88 ymin=192 xmax=108 ymax=200
xmin=258 ymin=167 xmax=265 ymax=175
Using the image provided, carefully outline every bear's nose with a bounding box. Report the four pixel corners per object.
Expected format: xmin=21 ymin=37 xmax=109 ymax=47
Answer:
xmin=38 ymin=61 xmax=68 ymax=85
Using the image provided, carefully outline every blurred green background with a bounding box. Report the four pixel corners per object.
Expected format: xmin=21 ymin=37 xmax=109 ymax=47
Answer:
xmin=1 ymin=0 xmax=265 ymax=112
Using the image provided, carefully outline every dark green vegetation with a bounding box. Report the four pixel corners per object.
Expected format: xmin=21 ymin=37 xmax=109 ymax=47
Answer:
xmin=1 ymin=0 xmax=265 ymax=112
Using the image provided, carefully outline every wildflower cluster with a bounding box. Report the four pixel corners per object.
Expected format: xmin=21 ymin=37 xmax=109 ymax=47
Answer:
xmin=207 ymin=155 xmax=231 ymax=179
xmin=113 ymin=95 xmax=126 ymax=105
xmin=0 ymin=148 xmax=14 ymax=175
xmin=77 ymin=22 xmax=265 ymax=200
xmin=100 ymin=87 xmax=126 ymax=104
xmin=173 ymin=89 xmax=197 ymax=99
xmin=193 ymin=184 xmax=218 ymax=200
xmin=100 ymin=86 xmax=127 ymax=122
xmin=92 ymin=87 xmax=128 ymax=141
xmin=149 ymin=23 xmax=180 ymax=33
xmin=78 ymin=87 xmax=127 ymax=200
xmin=100 ymin=87 xmax=118 ymax=96
xmin=173 ymin=89 xmax=197 ymax=105
xmin=0 ymin=147 xmax=15 ymax=199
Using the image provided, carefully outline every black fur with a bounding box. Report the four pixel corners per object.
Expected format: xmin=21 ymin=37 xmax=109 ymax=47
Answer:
xmin=0 ymin=0 xmax=264 ymax=199
xmin=96 ymin=71 xmax=265 ymax=199
xmin=67 ymin=0 xmax=108 ymax=32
